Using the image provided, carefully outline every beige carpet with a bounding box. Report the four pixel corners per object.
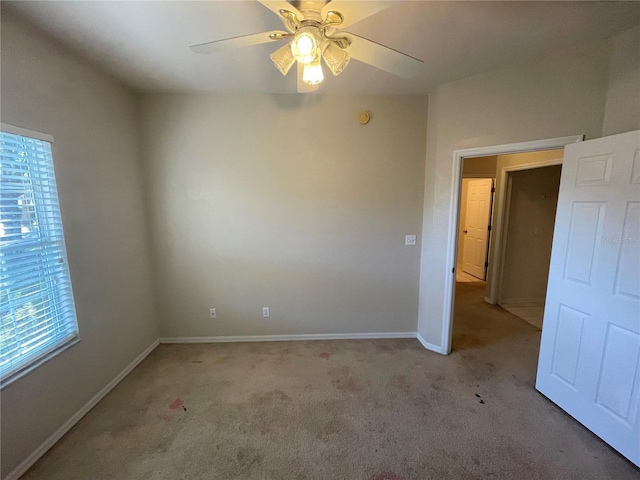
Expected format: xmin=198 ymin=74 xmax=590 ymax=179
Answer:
xmin=501 ymin=303 xmax=545 ymax=330
xmin=21 ymin=283 xmax=638 ymax=479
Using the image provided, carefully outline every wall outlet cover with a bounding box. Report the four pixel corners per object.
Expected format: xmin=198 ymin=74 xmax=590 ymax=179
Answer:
xmin=405 ymin=235 xmax=417 ymax=246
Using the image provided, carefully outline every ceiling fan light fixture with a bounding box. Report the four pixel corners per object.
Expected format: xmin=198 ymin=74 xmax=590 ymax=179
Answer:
xmin=190 ymin=2 xmax=425 ymax=93
xmin=302 ymin=56 xmax=324 ymax=85
xmin=270 ymin=43 xmax=295 ymax=76
xmin=291 ymin=27 xmax=319 ymax=65
xmin=322 ymin=42 xmax=350 ymax=76
xmin=278 ymin=9 xmax=301 ymax=33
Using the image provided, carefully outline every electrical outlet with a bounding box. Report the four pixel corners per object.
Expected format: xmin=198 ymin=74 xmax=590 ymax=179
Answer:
xmin=209 ymin=308 xmax=216 ymax=319
xmin=262 ymin=307 xmax=270 ymax=318
xmin=405 ymin=235 xmax=417 ymax=246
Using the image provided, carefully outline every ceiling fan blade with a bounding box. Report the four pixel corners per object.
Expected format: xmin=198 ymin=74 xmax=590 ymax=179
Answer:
xmin=258 ymin=1 xmax=304 ymax=20
xmin=297 ymin=62 xmax=318 ymax=94
xmin=321 ymin=1 xmax=395 ymax=29
xmin=189 ymin=30 xmax=288 ymax=54
xmin=345 ymin=32 xmax=424 ymax=78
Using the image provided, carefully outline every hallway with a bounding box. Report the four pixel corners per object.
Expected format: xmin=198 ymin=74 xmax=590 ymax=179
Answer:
xmin=453 ymin=280 xmax=541 ymax=354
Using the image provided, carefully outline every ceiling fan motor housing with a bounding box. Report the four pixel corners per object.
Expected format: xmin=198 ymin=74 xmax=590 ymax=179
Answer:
xmin=289 ymin=1 xmax=328 ymax=22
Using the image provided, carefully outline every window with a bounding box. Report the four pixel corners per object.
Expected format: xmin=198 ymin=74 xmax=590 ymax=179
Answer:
xmin=0 ymin=126 xmax=79 ymax=386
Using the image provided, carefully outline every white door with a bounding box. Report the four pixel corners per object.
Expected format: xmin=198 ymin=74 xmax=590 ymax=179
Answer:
xmin=462 ymin=178 xmax=493 ymax=280
xmin=536 ymin=130 xmax=640 ymax=466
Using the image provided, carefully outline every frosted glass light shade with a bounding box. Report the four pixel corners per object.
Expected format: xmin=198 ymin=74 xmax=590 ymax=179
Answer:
xmin=322 ymin=42 xmax=351 ymax=76
xmin=291 ymin=27 xmax=319 ymax=65
xmin=303 ymin=57 xmax=324 ymax=85
xmin=270 ymin=44 xmax=295 ymax=76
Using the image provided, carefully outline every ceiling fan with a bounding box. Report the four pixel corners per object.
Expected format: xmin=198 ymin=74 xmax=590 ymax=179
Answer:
xmin=189 ymin=0 xmax=424 ymax=92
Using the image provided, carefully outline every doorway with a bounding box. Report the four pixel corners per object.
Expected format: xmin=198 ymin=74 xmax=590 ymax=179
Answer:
xmin=438 ymin=135 xmax=583 ymax=355
xmin=443 ymin=132 xmax=639 ymax=467
xmin=458 ymin=178 xmax=494 ymax=282
xmin=497 ymin=164 xmax=562 ymax=329
xmin=453 ymin=150 xmax=564 ymax=341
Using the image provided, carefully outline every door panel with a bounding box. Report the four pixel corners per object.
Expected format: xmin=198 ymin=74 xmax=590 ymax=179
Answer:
xmin=563 ymin=202 xmax=605 ymax=285
xmin=615 ymin=202 xmax=639 ymax=299
xmin=551 ymin=304 xmax=587 ymax=388
xmin=536 ymin=130 xmax=640 ymax=466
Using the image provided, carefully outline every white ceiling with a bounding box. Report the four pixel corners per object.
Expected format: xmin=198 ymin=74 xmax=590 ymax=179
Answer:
xmin=5 ymin=1 xmax=640 ymax=95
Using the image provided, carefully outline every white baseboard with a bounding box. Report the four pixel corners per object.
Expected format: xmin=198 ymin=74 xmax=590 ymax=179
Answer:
xmin=499 ymin=298 xmax=545 ymax=307
xmin=416 ymin=333 xmax=447 ymax=355
xmin=5 ymin=339 xmax=160 ymax=480
xmin=160 ymin=332 xmax=417 ymax=344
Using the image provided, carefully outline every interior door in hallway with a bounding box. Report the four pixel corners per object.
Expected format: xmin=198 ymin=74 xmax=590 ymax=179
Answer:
xmin=462 ymin=178 xmax=494 ymax=280
xmin=536 ymin=130 xmax=640 ymax=466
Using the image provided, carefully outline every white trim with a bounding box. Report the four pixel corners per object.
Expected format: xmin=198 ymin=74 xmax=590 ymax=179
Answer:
xmin=493 ymin=157 xmax=564 ymax=305
xmin=496 ymin=158 xmax=563 ymax=173
xmin=462 ymin=173 xmax=497 ymax=178
xmin=442 ymin=135 xmax=583 ymax=355
xmin=1 ymin=337 xmax=81 ymax=390
xmin=416 ymin=333 xmax=446 ymax=354
xmin=160 ymin=332 xmax=417 ymax=344
xmin=5 ymin=339 xmax=159 ymax=480
xmin=1 ymin=123 xmax=54 ymax=143
xmin=499 ymin=298 xmax=546 ymax=307
xmin=453 ymin=135 xmax=583 ymax=160
xmin=496 ymin=172 xmax=515 ymax=304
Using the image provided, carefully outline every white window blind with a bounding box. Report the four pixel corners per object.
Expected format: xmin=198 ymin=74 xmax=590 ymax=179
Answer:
xmin=0 ymin=129 xmax=78 ymax=385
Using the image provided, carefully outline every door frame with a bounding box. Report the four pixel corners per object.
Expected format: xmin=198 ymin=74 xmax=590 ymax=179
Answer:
xmin=495 ymin=159 xmax=564 ymax=305
xmin=441 ymin=135 xmax=583 ymax=354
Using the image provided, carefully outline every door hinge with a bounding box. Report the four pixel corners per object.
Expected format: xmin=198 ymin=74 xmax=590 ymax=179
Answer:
xmin=452 ymin=267 xmax=455 ymax=273
xmin=485 ymin=262 xmax=489 ymax=268
xmin=491 ymin=187 xmax=495 ymax=193
xmin=488 ymin=225 xmax=492 ymax=231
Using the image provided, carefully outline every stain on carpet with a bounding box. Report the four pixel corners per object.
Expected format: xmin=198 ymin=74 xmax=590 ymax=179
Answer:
xmin=374 ymin=471 xmax=403 ymax=480
xmin=389 ymin=375 xmax=411 ymax=393
xmin=250 ymin=390 xmax=290 ymax=405
xmin=329 ymin=365 xmax=362 ymax=392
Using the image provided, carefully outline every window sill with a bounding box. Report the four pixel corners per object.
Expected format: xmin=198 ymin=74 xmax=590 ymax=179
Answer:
xmin=0 ymin=336 xmax=81 ymax=390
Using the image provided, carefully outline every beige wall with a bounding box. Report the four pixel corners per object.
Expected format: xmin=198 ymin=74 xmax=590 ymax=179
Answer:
xmin=0 ymin=12 xmax=159 ymax=477
xmin=462 ymin=156 xmax=497 ymax=177
xmin=500 ymin=165 xmax=562 ymax=303
xmin=495 ymin=150 xmax=564 ymax=174
xmin=139 ymin=94 xmax=428 ymax=337
xmin=418 ymin=40 xmax=612 ymax=349
xmin=603 ymin=25 xmax=640 ymax=136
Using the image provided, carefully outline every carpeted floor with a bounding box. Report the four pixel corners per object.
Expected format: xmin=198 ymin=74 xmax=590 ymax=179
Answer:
xmin=21 ymin=282 xmax=639 ymax=479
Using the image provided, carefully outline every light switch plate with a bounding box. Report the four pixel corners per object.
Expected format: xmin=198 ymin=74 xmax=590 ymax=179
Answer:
xmin=405 ymin=235 xmax=417 ymax=246
xmin=262 ymin=307 xmax=270 ymax=318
